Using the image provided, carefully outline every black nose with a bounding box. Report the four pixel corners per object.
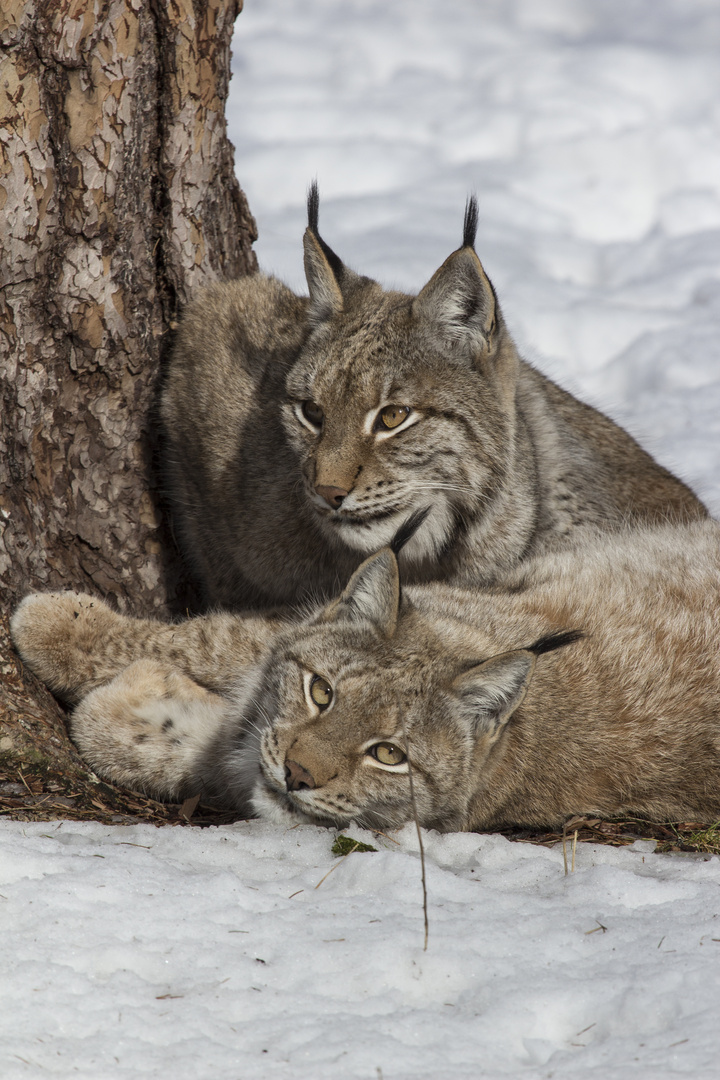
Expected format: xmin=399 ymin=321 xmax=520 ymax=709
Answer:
xmin=285 ymin=759 xmax=316 ymax=791
xmin=315 ymin=485 xmax=348 ymax=509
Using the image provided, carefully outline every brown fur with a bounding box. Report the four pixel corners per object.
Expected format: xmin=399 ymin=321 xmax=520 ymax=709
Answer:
xmin=160 ymin=191 xmax=705 ymax=610
xmin=11 ymin=521 xmax=720 ymax=830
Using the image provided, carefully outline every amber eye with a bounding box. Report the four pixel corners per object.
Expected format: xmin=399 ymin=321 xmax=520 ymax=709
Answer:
xmin=301 ymin=400 xmax=324 ymax=427
xmin=378 ymin=405 xmax=411 ymax=431
xmin=309 ymin=674 xmax=333 ymax=709
xmin=369 ymin=742 xmax=406 ymax=766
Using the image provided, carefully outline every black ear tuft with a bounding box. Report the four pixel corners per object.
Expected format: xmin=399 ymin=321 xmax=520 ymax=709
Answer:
xmin=305 ymin=180 xmax=345 ymax=282
xmin=389 ymin=508 xmax=431 ymax=556
xmin=528 ymin=629 xmax=584 ymax=656
xmin=307 ymin=180 xmax=320 ymax=235
xmin=463 ymin=196 xmax=478 ymax=250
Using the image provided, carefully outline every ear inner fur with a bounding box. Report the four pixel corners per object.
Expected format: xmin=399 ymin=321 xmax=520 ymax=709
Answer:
xmin=411 ymin=247 xmax=497 ymax=357
xmin=303 ymin=228 xmax=344 ymax=324
xmin=320 ymin=548 xmax=400 ymax=637
xmin=452 ymin=650 xmax=537 ymax=736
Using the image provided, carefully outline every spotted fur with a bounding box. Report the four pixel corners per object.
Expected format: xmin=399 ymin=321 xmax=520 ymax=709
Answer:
xmin=12 ymin=520 xmax=720 ymax=830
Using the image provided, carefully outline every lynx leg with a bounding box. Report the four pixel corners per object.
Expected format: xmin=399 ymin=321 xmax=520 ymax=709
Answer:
xmin=10 ymin=591 xmax=162 ymax=704
xmin=70 ymin=658 xmax=229 ymax=802
xmin=12 ymin=591 xmax=285 ymax=705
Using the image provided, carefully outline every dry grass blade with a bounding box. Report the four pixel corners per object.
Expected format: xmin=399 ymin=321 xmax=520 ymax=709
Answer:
xmin=314 ymin=840 xmax=360 ymax=889
xmin=562 ymin=820 xmax=586 ymax=873
xmin=508 ymin=816 xmax=720 ymax=857
xmin=400 ymin=712 xmax=428 ymax=951
xmin=371 ymin=829 xmax=401 ymax=846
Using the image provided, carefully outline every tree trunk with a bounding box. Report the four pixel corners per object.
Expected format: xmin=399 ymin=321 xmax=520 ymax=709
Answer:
xmin=0 ymin=0 xmax=257 ymax=820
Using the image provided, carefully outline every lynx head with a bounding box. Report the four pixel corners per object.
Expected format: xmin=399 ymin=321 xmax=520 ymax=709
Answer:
xmin=249 ymin=538 xmax=578 ymax=832
xmin=281 ymin=184 xmax=522 ymax=568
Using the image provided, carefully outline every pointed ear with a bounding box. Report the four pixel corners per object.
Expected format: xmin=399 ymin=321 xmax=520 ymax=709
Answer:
xmin=452 ymin=650 xmax=536 ymax=739
xmin=412 ymin=247 xmax=497 ymax=360
xmin=302 ymin=182 xmax=351 ymax=325
xmin=303 ymin=227 xmax=345 ymax=325
xmin=319 ymin=549 xmax=400 ymax=638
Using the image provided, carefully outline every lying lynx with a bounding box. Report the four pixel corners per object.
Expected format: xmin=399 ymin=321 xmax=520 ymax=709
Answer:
xmin=12 ymin=520 xmax=720 ymax=831
xmin=161 ymin=185 xmax=705 ymax=609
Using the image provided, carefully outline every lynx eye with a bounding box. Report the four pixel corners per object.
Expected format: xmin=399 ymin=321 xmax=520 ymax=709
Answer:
xmin=301 ymin=400 xmax=324 ymax=427
xmin=369 ymin=742 xmax=406 ymax=766
xmin=309 ymin=674 xmax=333 ymax=709
xmin=378 ymin=405 xmax=411 ymax=431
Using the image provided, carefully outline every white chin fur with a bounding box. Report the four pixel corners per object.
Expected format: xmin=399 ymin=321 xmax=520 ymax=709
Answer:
xmin=335 ymin=500 xmax=454 ymax=561
xmin=251 ymin=781 xmax=316 ymax=825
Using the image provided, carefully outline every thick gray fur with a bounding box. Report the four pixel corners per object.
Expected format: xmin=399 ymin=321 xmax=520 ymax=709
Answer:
xmin=160 ymin=191 xmax=705 ymax=609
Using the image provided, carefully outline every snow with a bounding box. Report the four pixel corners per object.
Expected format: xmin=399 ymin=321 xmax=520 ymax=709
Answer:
xmin=3 ymin=1 xmax=720 ymax=1076
xmin=3 ymin=821 xmax=720 ymax=1079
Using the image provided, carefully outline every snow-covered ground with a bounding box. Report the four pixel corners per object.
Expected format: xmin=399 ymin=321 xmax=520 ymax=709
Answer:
xmin=3 ymin=1 xmax=720 ymax=1076
xmin=3 ymin=820 xmax=720 ymax=1079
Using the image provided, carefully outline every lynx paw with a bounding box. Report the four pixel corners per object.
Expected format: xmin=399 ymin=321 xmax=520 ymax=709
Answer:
xmin=10 ymin=591 xmax=127 ymax=704
xmin=71 ymin=659 xmax=229 ymax=800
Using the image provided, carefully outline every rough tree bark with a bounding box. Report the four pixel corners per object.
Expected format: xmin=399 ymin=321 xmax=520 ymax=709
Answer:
xmin=0 ymin=0 xmax=257 ymax=820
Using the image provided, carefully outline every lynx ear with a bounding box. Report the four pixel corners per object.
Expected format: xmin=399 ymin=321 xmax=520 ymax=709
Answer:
xmin=303 ymin=230 xmax=344 ymax=324
xmin=412 ymin=197 xmax=497 ymax=360
xmin=303 ymin=182 xmax=347 ymax=325
xmin=452 ymin=650 xmax=536 ymax=739
xmin=320 ymin=549 xmax=400 ymax=638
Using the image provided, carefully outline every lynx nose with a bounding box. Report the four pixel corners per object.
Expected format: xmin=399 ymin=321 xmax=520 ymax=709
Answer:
xmin=315 ymin=485 xmax=348 ymax=509
xmin=285 ymin=759 xmax=316 ymax=791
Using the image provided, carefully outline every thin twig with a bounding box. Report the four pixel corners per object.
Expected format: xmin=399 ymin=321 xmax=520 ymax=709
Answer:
xmin=400 ymin=712 xmax=428 ymax=950
xmin=372 ymin=829 xmax=401 ymax=846
xmin=17 ymin=771 xmax=34 ymax=796
xmin=314 ymin=841 xmax=359 ymax=889
xmin=571 ymin=830 xmax=578 ymax=873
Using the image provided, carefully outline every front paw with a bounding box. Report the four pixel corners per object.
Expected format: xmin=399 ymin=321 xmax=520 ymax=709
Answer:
xmin=10 ymin=591 xmax=120 ymax=703
xmin=70 ymin=659 xmax=229 ymax=800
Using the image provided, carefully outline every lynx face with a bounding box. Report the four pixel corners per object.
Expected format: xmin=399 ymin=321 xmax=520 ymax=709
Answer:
xmin=246 ymin=545 xmax=538 ymax=832
xmin=282 ymin=288 xmax=513 ymax=567
xmin=249 ymin=621 xmax=476 ymax=832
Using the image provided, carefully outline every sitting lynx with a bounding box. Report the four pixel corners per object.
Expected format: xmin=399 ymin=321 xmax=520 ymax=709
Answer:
xmin=161 ymin=185 xmax=705 ymax=609
xmin=12 ymin=520 xmax=720 ymax=831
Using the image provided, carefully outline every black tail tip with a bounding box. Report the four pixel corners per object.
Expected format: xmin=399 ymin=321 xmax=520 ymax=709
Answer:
xmin=389 ymin=508 xmax=431 ymax=557
xmin=463 ymin=195 xmax=478 ymax=250
xmin=307 ymin=181 xmax=320 ymax=234
xmin=529 ymin=629 xmax=585 ymax=657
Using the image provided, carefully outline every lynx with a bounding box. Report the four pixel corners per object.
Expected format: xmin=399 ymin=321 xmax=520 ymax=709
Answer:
xmin=160 ymin=185 xmax=705 ymax=610
xmin=12 ymin=519 xmax=720 ymax=831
